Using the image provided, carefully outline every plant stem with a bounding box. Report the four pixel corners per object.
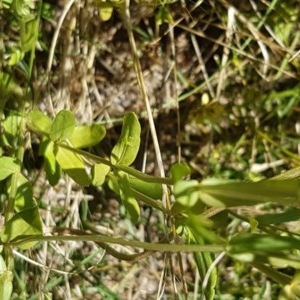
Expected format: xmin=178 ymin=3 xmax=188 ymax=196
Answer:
xmin=7 ymin=233 xmax=225 ymax=254
xmin=56 ymin=141 xmax=173 ymax=185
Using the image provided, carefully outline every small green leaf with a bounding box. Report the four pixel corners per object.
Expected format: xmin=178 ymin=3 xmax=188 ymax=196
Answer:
xmin=55 ymin=144 xmax=91 ymax=186
xmin=109 ymin=173 xmax=140 ymax=223
xmin=155 ymin=6 xmax=174 ymax=26
xmin=173 ymin=180 xmax=199 ymax=207
xmin=172 ymin=180 xmax=205 ymax=215
xmin=118 ymin=174 xmax=140 ymax=223
xmin=39 ymin=140 xmax=61 ymax=186
xmin=98 ymin=2 xmax=114 ymax=21
xmin=0 ymin=270 xmax=13 ymax=300
xmin=14 ymin=174 xmax=37 ymax=212
xmin=110 ymin=112 xmax=141 ymax=166
xmin=69 ymin=124 xmax=106 ymax=148
xmin=128 ymin=176 xmax=163 ymax=200
xmin=50 ymin=110 xmax=75 ymax=142
xmin=0 ymin=255 xmax=13 ymax=300
xmin=0 ymin=156 xmax=19 ymax=181
xmin=1 ymin=206 xmax=43 ymax=250
xmin=27 ymin=110 xmax=52 ymax=135
xmin=92 ymin=163 xmax=111 ymax=186
xmin=171 ymin=162 xmax=191 ymax=183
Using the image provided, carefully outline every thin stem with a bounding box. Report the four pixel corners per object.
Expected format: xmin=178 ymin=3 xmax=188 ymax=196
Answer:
xmin=8 ymin=233 xmax=225 ymax=254
xmin=56 ymin=141 xmax=173 ymax=185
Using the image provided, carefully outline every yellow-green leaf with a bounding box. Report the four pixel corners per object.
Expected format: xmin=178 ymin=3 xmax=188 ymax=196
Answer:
xmin=92 ymin=163 xmax=111 ymax=186
xmin=69 ymin=124 xmax=106 ymax=148
xmin=0 ymin=206 xmax=43 ymax=250
xmin=55 ymin=145 xmax=91 ymax=186
xmin=110 ymin=112 xmax=141 ymax=166
xmin=50 ymin=110 xmax=75 ymax=142
xmin=27 ymin=110 xmax=52 ymax=135
xmin=0 ymin=156 xmax=19 ymax=181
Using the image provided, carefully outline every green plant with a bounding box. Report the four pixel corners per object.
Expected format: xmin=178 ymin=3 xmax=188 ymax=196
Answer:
xmin=2 ymin=108 xmax=300 ymax=299
xmin=1 ymin=0 xmax=300 ymax=298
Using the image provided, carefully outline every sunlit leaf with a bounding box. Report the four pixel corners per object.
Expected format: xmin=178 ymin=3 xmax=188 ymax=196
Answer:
xmin=110 ymin=112 xmax=141 ymax=166
xmin=20 ymin=18 xmax=38 ymax=52
xmin=7 ymin=48 xmax=24 ymax=65
xmin=0 ymin=206 xmax=43 ymax=250
xmin=171 ymin=162 xmax=191 ymax=183
xmin=109 ymin=172 xmax=140 ymax=223
xmin=0 ymin=255 xmax=12 ymax=300
xmin=14 ymin=174 xmax=37 ymax=211
xmin=1 ymin=113 xmax=23 ymax=149
xmin=0 ymin=156 xmax=19 ymax=181
xmin=92 ymin=163 xmax=111 ymax=186
xmin=39 ymin=139 xmax=61 ymax=186
xmin=50 ymin=110 xmax=75 ymax=142
xmin=128 ymin=176 xmax=163 ymax=200
xmin=98 ymin=2 xmax=114 ymax=21
xmin=118 ymin=173 xmax=140 ymax=223
xmin=281 ymin=272 xmax=300 ymax=299
xmin=55 ymin=144 xmax=91 ymax=186
xmin=69 ymin=124 xmax=106 ymax=148
xmin=27 ymin=110 xmax=52 ymax=135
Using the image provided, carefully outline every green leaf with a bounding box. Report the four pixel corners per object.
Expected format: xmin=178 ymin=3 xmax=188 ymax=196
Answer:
xmin=69 ymin=124 xmax=106 ymax=148
xmin=2 ymin=113 xmax=23 ymax=148
xmin=228 ymin=233 xmax=300 ymax=254
xmin=171 ymin=162 xmax=191 ymax=183
xmin=91 ymin=163 xmax=111 ymax=186
xmin=14 ymin=174 xmax=37 ymax=211
xmin=155 ymin=6 xmax=174 ymax=26
xmin=0 ymin=72 xmax=23 ymax=112
xmin=109 ymin=172 xmax=140 ymax=223
xmin=110 ymin=112 xmax=141 ymax=166
xmin=127 ymin=176 xmax=163 ymax=200
xmin=179 ymin=219 xmax=217 ymax=300
xmin=199 ymin=178 xmax=300 ymax=208
xmin=0 ymin=255 xmax=13 ymax=300
xmin=39 ymin=140 xmax=61 ymax=186
xmin=20 ymin=18 xmax=38 ymax=52
xmin=55 ymin=144 xmax=91 ymax=186
xmin=0 ymin=156 xmax=19 ymax=181
xmin=49 ymin=110 xmax=75 ymax=142
xmin=255 ymin=207 xmax=300 ymax=225
xmin=0 ymin=206 xmax=43 ymax=250
xmin=172 ymin=180 xmax=203 ymax=215
xmin=27 ymin=110 xmax=52 ymax=135
xmin=118 ymin=174 xmax=140 ymax=223
xmin=98 ymin=2 xmax=114 ymax=21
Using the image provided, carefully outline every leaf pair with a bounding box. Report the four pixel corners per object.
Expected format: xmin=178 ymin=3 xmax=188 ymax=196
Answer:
xmin=28 ymin=110 xmax=106 ymax=186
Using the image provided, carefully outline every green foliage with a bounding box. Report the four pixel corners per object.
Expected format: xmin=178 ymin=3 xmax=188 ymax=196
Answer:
xmin=69 ymin=124 xmax=106 ymax=148
xmin=1 ymin=206 xmax=43 ymax=250
xmin=3 ymin=106 xmax=300 ymax=297
xmin=110 ymin=112 xmax=141 ymax=166
xmin=0 ymin=256 xmax=13 ymax=300
xmin=49 ymin=110 xmax=75 ymax=142
xmin=1 ymin=0 xmax=300 ymax=297
xmin=54 ymin=144 xmax=91 ymax=186
xmin=0 ymin=157 xmax=19 ymax=181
